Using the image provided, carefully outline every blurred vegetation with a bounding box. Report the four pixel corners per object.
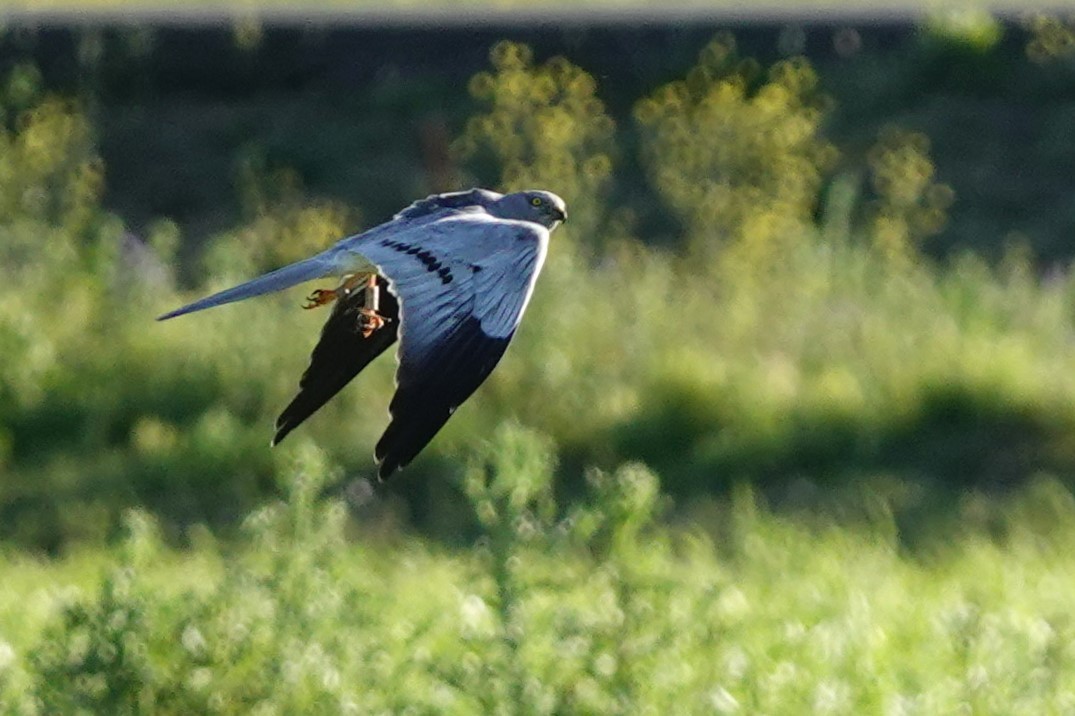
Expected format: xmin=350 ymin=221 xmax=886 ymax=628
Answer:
xmin=2 ymin=16 xmax=1075 ymax=710
xmin=0 ymin=30 xmax=1075 ymax=547
xmin=203 ymin=149 xmax=357 ymax=276
xmin=1026 ymin=14 xmax=1075 ymax=63
xmin=455 ymin=41 xmax=617 ymax=247
xmin=635 ymin=37 xmax=836 ymax=254
xmin=4 ymin=434 xmax=1075 ymax=713
xmin=861 ymin=126 xmax=954 ymax=260
xmin=14 ymin=19 xmax=1070 ymax=262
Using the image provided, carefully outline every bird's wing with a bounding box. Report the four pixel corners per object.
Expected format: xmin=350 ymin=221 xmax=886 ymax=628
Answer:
xmin=272 ymin=274 xmax=400 ymax=446
xmin=156 ymin=249 xmax=365 ymax=321
xmin=347 ymin=216 xmax=549 ymax=480
xmin=156 ymin=205 xmax=465 ymax=322
xmin=393 ymin=188 xmax=502 ymax=221
xmin=157 ymin=190 xmax=502 ymax=322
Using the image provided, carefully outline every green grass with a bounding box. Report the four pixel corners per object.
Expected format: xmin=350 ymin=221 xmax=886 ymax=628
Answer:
xmin=2 ymin=438 xmax=1075 ymax=714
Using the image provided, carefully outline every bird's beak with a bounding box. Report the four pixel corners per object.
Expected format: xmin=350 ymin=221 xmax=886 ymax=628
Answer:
xmin=553 ymin=207 xmax=567 ymax=223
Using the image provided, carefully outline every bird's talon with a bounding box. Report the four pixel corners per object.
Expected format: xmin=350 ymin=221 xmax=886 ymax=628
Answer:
xmin=303 ymin=288 xmax=337 ymax=310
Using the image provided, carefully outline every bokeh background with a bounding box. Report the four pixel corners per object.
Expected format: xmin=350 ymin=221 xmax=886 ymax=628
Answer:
xmin=3 ymin=4 xmax=1075 ymax=712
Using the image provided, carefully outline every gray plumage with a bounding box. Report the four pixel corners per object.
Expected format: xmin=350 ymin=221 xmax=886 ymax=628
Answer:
xmin=158 ymin=188 xmax=567 ymax=479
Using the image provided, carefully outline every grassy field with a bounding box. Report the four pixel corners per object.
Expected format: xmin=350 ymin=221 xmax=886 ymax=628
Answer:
xmin=2 ymin=20 xmax=1075 ymax=712
xmin=3 ymin=440 xmax=1075 ymax=713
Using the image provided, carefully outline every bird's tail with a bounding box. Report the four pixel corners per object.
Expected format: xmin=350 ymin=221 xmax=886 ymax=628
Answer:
xmin=157 ymin=253 xmax=338 ymax=321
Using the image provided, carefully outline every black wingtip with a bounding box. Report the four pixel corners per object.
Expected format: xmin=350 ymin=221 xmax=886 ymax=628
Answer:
xmin=375 ymin=458 xmax=398 ymax=482
xmin=374 ymin=438 xmax=400 ymax=481
xmin=270 ymin=423 xmax=292 ymax=448
xmin=156 ymin=305 xmax=192 ymax=321
xmin=268 ymin=276 xmax=399 ymax=451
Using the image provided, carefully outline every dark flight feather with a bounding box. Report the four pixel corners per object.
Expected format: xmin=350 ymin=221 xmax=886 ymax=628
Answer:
xmin=374 ymin=316 xmax=512 ymax=480
xmin=272 ymin=276 xmax=399 ymax=446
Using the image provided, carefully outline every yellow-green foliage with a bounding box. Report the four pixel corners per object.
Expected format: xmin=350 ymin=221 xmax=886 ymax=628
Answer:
xmin=201 ymin=190 xmax=354 ymax=279
xmin=454 ymin=41 xmax=616 ymax=244
xmin=5 ymin=39 xmax=1075 ymax=712
xmin=1026 ymin=14 xmax=1075 ymax=62
xmin=635 ymin=37 xmax=837 ymax=253
xmin=864 ymin=127 xmax=954 ymax=261
xmin=2 ymin=42 xmax=1075 ymax=551
xmin=0 ymin=69 xmax=110 ymax=412
xmin=4 ymin=436 xmax=1075 ymax=714
xmin=924 ymin=8 xmax=1004 ymax=54
xmin=0 ymin=75 xmax=390 ymax=546
xmin=207 ymin=149 xmax=356 ymax=275
xmin=0 ymin=66 xmax=101 ymax=239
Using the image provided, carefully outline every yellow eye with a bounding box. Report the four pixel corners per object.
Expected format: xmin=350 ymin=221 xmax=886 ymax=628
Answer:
xmin=530 ymin=196 xmax=543 ymax=207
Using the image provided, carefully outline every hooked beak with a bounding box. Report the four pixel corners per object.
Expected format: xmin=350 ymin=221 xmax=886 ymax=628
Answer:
xmin=553 ymin=207 xmax=567 ymax=223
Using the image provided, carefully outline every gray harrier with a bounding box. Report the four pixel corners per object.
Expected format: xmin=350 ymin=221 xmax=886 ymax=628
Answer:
xmin=159 ymin=188 xmax=567 ymax=480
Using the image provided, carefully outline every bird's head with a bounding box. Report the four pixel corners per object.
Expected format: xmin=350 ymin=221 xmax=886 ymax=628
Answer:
xmin=493 ymin=190 xmax=568 ymax=230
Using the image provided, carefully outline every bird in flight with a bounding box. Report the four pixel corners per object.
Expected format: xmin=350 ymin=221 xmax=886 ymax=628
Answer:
xmin=158 ymin=188 xmax=567 ymax=480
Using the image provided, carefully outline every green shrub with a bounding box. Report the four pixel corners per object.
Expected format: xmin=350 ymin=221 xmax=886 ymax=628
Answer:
xmin=635 ymin=36 xmax=837 ymax=255
xmin=1026 ymin=14 xmax=1075 ymax=63
xmin=861 ymin=127 xmax=954 ymax=261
